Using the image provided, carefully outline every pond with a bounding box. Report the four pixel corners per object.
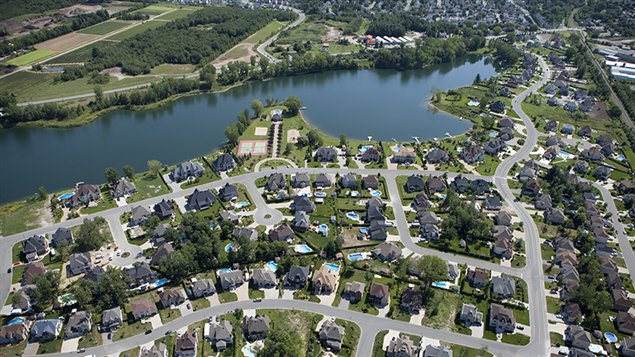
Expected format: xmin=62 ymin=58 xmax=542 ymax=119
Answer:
xmin=0 ymin=55 xmax=497 ymax=203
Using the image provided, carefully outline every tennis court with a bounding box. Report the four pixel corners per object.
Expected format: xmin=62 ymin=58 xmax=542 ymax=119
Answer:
xmin=237 ymin=140 xmax=269 ymax=156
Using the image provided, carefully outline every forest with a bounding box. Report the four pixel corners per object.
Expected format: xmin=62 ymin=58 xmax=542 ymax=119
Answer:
xmin=0 ymin=0 xmax=84 ymax=21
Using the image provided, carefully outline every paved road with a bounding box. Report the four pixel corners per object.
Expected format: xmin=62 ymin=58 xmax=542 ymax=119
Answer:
xmin=595 ymin=185 xmax=635 ymax=275
xmin=40 ymin=299 xmax=522 ymax=357
xmin=256 ymin=8 xmax=305 ymax=63
xmin=17 ymin=84 xmax=153 ymax=106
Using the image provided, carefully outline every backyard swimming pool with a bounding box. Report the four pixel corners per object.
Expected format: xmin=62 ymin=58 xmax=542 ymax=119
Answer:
xmin=7 ymin=317 xmax=25 ymax=325
xmin=217 ymin=268 xmax=233 ymax=274
xmin=314 ymin=192 xmax=327 ymax=198
xmin=266 ymin=261 xmax=278 ymax=272
xmin=152 ymin=278 xmax=170 ymax=288
xmin=557 ymin=151 xmax=575 ymax=160
xmin=431 ymin=281 xmax=451 ymax=289
xmin=346 ymin=212 xmax=360 ymax=220
xmin=241 ymin=345 xmax=256 ymax=357
xmin=236 ymin=201 xmax=250 ymax=208
xmin=467 ymin=100 xmax=480 ymax=106
xmin=318 ymin=224 xmax=329 ymax=235
xmin=348 ymin=253 xmax=369 ymax=261
xmin=59 ymin=193 xmax=73 ymax=200
xmin=359 ymin=228 xmax=368 ymax=234
xmin=350 ymin=191 xmax=360 ymax=197
xmin=295 ymin=245 xmax=313 ymax=254
xmin=225 ymin=243 xmax=235 ymax=252
xmin=324 ymin=263 xmax=340 ymax=272
xmin=605 ymin=332 xmax=617 ymax=343
xmin=358 ymin=145 xmax=374 ymax=154
xmin=370 ymin=190 xmax=382 ymax=197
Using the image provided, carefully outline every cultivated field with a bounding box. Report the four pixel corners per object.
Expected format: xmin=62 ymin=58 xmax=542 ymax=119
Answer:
xmin=154 ymin=9 xmax=197 ymax=21
xmin=108 ymin=20 xmax=166 ymax=41
xmin=5 ymin=50 xmax=55 ymax=66
xmin=135 ymin=5 xmax=174 ymax=15
xmin=34 ymin=32 xmax=101 ymax=52
xmin=45 ymin=41 xmax=116 ymax=64
xmin=78 ymin=20 xmax=131 ymax=36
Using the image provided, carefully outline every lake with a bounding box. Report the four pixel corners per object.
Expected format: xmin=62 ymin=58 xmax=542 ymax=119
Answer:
xmin=0 ymin=55 xmax=496 ymax=203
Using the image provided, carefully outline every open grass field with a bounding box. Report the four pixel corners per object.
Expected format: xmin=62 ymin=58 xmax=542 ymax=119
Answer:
xmin=0 ymin=198 xmax=46 ymax=236
xmin=0 ymin=71 xmax=158 ymax=102
xmin=78 ymin=20 xmax=130 ymax=35
xmin=34 ymin=32 xmax=100 ymax=52
xmin=155 ymin=8 xmax=197 ymax=21
xmin=135 ymin=5 xmax=174 ymax=15
xmin=45 ymin=40 xmax=115 ymax=64
xmin=276 ymin=21 xmax=328 ymax=45
xmin=150 ymin=63 xmax=196 ymax=75
xmin=5 ymin=49 xmax=55 ymax=66
xmin=108 ymin=20 xmax=166 ymax=41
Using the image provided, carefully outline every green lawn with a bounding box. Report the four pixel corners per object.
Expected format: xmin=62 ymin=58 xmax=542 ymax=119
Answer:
xmin=512 ymin=308 xmax=530 ymax=326
xmin=150 ymin=63 xmax=196 ymax=75
xmin=127 ymin=173 xmax=171 ymax=203
xmin=218 ymin=291 xmax=237 ymax=303
xmin=550 ymin=332 xmax=564 ymax=347
xmin=248 ymin=289 xmax=265 ymax=299
xmin=0 ymin=198 xmax=46 ymax=236
xmin=155 ymin=9 xmax=197 ymax=21
xmin=159 ymin=308 xmax=182 ymax=324
xmin=448 ymin=343 xmax=493 ymax=357
xmin=45 ymin=41 xmax=116 ymax=64
xmin=335 ymin=318 xmax=361 ymax=357
xmin=77 ymin=327 xmax=102 ymax=349
xmin=79 ymin=188 xmax=117 ymax=215
xmin=0 ymin=70 xmax=159 ymax=102
xmin=108 ymin=21 xmax=167 ymax=41
xmin=78 ymin=20 xmax=130 ymax=35
xmin=0 ymin=340 xmax=27 ymax=357
xmin=546 ymin=296 xmax=562 ymax=314
xmin=421 ymin=290 xmax=462 ymax=329
xmin=275 ymin=21 xmax=327 ymax=45
xmin=371 ymin=330 xmax=389 ymax=357
xmin=119 ymin=347 xmax=140 ymax=357
xmin=36 ymin=335 xmax=63 ymax=354
xmin=190 ymin=297 xmax=210 ymax=311
xmin=112 ymin=320 xmax=151 ymax=341
xmin=135 ymin=5 xmax=174 ymax=15
xmin=501 ymin=333 xmax=530 ymax=345
xmin=5 ymin=50 xmax=55 ymax=66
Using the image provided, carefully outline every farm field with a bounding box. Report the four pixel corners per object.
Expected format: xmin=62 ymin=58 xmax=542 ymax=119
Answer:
xmin=45 ymin=41 xmax=116 ymax=64
xmin=108 ymin=20 xmax=166 ymax=41
xmin=154 ymin=8 xmax=197 ymax=21
xmin=5 ymin=49 xmax=55 ymax=66
xmin=34 ymin=32 xmax=100 ymax=52
xmin=78 ymin=20 xmax=131 ymax=35
xmin=0 ymin=71 xmax=158 ymax=102
xmin=134 ymin=5 xmax=174 ymax=15
xmin=150 ymin=64 xmax=196 ymax=75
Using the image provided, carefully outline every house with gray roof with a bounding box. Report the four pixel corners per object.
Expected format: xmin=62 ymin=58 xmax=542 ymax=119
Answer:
xmin=319 ymin=320 xmax=345 ymax=352
xmin=65 ymin=311 xmax=92 ymax=339
xmin=420 ymin=224 xmax=440 ymax=241
xmin=565 ymin=325 xmax=592 ymax=350
xmin=284 ymin=266 xmax=310 ymax=289
xmin=489 ymin=304 xmax=515 ymax=333
xmin=534 ymin=193 xmax=552 ymax=210
xmin=485 ymin=195 xmax=502 ymax=211
xmin=85 ymin=266 xmax=105 ymax=283
xmin=151 ymin=242 xmax=175 ymax=265
xmin=100 ymin=307 xmax=122 ymax=332
xmin=69 ymin=252 xmax=93 ymax=276
xmin=594 ymin=166 xmax=611 ymax=181
xmin=242 ymin=315 xmax=270 ymax=341
xmin=426 ymin=149 xmax=449 ymax=163
xmin=484 ymin=139 xmax=507 ymax=155
xmin=153 ymin=200 xmax=174 ymax=220
xmin=314 ymin=173 xmax=332 ymax=188
xmin=22 ymin=262 xmax=46 ymax=286
xmin=491 ymin=277 xmax=516 ymax=300
xmin=292 ymin=211 xmax=310 ymax=232
xmin=362 ymin=175 xmax=379 ymax=190
xmin=423 ymin=345 xmax=453 ymax=357
xmin=218 ymin=210 xmax=240 ymax=225
xmin=219 ymin=270 xmax=244 ymax=291
xmin=366 ymin=206 xmax=386 ymax=225
xmin=369 ymin=282 xmax=390 ymax=307
xmin=50 ymin=228 xmax=73 ymax=248
xmin=343 ymin=282 xmax=365 ymax=303
xmin=373 ymin=242 xmax=402 ymax=262
xmin=11 ymin=290 xmax=31 ymax=314
xmin=339 ymin=173 xmax=358 ymax=189
xmin=159 ymin=288 xmax=187 ymax=309
xmin=211 ymin=153 xmax=235 ymax=173
xmin=140 ymin=343 xmax=167 ymax=357
xmin=561 ymin=123 xmax=575 ymax=134
xmin=418 ymin=211 xmax=440 ymax=225
xmin=360 ymin=147 xmax=381 ymax=162
xmin=582 ymin=147 xmax=605 ymax=162
xmin=498 ymin=127 xmax=514 ymax=141
xmin=218 ymin=183 xmax=238 ymax=202
xmin=265 ymin=173 xmax=286 ymax=191
xmin=494 ymin=211 xmax=512 ymax=226
xmin=233 ymin=227 xmax=258 ymax=241
xmin=427 ymin=176 xmax=446 ymax=193
xmin=0 ymin=323 xmax=29 ymax=345
xmin=291 ymin=173 xmax=311 ymax=188
xmin=269 ymin=224 xmax=294 ymax=241
xmin=207 ymin=320 xmax=232 ymax=351
xmin=171 ymin=161 xmax=204 ymax=182
xmin=391 ymin=146 xmax=416 ymax=164
xmin=125 ymin=263 xmax=157 ymax=287
xmin=369 ymin=222 xmax=387 ymax=241
xmin=191 ymin=279 xmax=215 ymax=298
xmin=113 ymin=178 xmax=136 ymax=199
xmin=460 ymin=145 xmax=484 ymax=163
xmin=30 ymin=319 xmax=63 ymax=342
xmin=405 ymin=175 xmax=425 ymax=193
xmin=411 ymin=193 xmax=432 ymax=211
xmin=544 ymin=207 xmax=566 ymax=225
xmin=130 ymin=205 xmax=151 ymax=226
xmin=186 ymin=189 xmax=216 ymax=211
xmin=451 ymin=176 xmax=470 ymax=193
xmin=23 ymin=235 xmax=49 ymax=262
xmin=175 ymin=331 xmax=197 ymax=357
xmin=578 ymin=125 xmax=592 ymax=138
xmin=386 ymin=335 xmax=419 ymax=357
xmin=400 ymin=287 xmax=424 ymax=314
xmin=130 ymin=298 xmax=158 ymax=320
xmin=68 ymin=183 xmax=101 ymax=208
xmin=291 ymin=195 xmax=315 ymax=213
xmin=251 ymin=268 xmax=277 ymax=289
xmin=493 ymin=236 xmax=513 ymax=259
xmin=315 ymin=147 xmax=338 ymax=162
xmin=459 ymin=303 xmax=483 ymax=326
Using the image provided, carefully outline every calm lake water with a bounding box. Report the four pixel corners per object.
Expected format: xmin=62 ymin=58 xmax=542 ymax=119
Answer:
xmin=0 ymin=55 xmax=496 ymax=203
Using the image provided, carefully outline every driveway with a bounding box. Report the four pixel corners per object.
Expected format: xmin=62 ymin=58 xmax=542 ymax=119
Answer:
xmin=281 ymin=289 xmax=294 ymax=300
xmin=178 ymin=301 xmax=193 ymax=316
xmin=23 ymin=342 xmax=39 ymax=356
xmin=263 ymin=288 xmax=278 ymax=300
xmin=235 ymin=284 xmax=250 ymax=301
xmin=61 ymin=337 xmax=80 ymax=353
xmin=147 ymin=314 xmax=162 ymax=329
xmin=206 ymin=294 xmax=220 ymax=306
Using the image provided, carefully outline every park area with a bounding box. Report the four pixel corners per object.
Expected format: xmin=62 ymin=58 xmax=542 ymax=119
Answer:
xmin=237 ymin=140 xmax=269 ymax=157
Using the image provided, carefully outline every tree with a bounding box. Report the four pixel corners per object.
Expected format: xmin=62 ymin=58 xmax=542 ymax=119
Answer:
xmin=261 ymin=326 xmax=303 ymax=356
xmin=94 ymin=86 xmax=104 ymax=103
xmin=339 ymin=133 xmax=347 ymax=147
xmin=123 ymin=165 xmax=135 ymax=179
xmin=32 ymin=271 xmax=60 ymax=310
xmin=104 ymin=167 xmax=119 ymax=186
xmin=93 ymin=269 xmax=131 ymax=311
xmin=409 ymin=256 xmax=448 ymax=286
xmin=147 ymin=160 xmax=163 ymax=177
xmin=284 ymin=96 xmax=302 ymax=116
xmin=473 ymin=73 xmax=481 ymax=85
xmin=482 ymin=116 xmax=495 ymax=129
xmin=225 ymin=124 xmax=240 ymax=148
xmin=307 ymin=130 xmax=323 ymax=148
xmin=75 ymin=218 xmax=109 ymax=252
xmin=37 ymin=186 xmax=47 ymax=201
xmin=608 ymin=105 xmax=622 ymax=119
xmin=251 ymin=99 xmax=264 ymax=118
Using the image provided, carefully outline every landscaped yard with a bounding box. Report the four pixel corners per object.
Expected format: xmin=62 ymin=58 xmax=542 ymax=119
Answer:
xmin=37 ymin=334 xmax=63 ymax=354
xmin=546 ymin=296 xmax=562 ymax=314
xmin=127 ymin=173 xmax=171 ymax=203
xmin=190 ymin=297 xmax=210 ymax=311
xmin=218 ymin=291 xmax=238 ymax=303
xmin=112 ymin=320 xmax=151 ymax=341
xmin=159 ymin=307 xmax=182 ymax=324
xmin=80 ymin=188 xmax=117 ymax=215
xmin=77 ymin=327 xmax=102 ymax=349
xmin=501 ymin=333 xmax=530 ymax=345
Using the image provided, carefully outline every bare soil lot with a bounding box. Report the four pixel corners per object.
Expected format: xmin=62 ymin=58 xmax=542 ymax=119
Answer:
xmin=34 ymin=32 xmax=100 ymax=52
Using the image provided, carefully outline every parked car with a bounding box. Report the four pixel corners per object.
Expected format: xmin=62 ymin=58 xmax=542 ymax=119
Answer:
xmin=145 ymin=329 xmax=153 ymax=335
xmin=165 ymin=330 xmax=172 ymax=335
xmin=253 ymin=298 xmax=262 ymax=302
xmin=77 ymin=348 xmax=85 ymax=353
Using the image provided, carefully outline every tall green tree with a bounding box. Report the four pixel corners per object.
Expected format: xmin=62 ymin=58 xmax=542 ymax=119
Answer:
xmin=75 ymin=218 xmax=109 ymax=252
xmin=147 ymin=160 xmax=163 ymax=177
xmin=251 ymin=99 xmax=264 ymax=118
xmin=123 ymin=165 xmax=135 ymax=179
xmin=104 ymin=167 xmax=119 ymax=186
xmin=284 ymin=96 xmax=302 ymax=116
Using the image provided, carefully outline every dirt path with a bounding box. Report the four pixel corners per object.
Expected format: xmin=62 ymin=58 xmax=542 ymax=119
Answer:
xmin=211 ymin=43 xmax=258 ymax=68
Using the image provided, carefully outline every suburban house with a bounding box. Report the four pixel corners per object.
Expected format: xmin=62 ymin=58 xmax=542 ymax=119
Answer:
xmin=372 ymin=242 xmax=402 ymax=262
xmin=534 ymin=193 xmax=553 ymax=210
xmin=386 ymin=335 xmax=419 ymax=357
xmin=125 ymin=263 xmax=158 ymax=287
xmin=411 ymin=193 xmax=432 ymax=211
xmin=131 ymin=298 xmax=158 ymax=320
xmin=467 ymin=268 xmax=489 ymax=288
xmin=405 ymin=175 xmax=426 ymax=193
xmin=291 ymin=196 xmax=315 ymax=213
xmin=621 ymin=337 xmax=635 ymax=357
xmin=315 ymin=147 xmax=338 ymax=162
xmin=561 ymin=124 xmax=575 ymax=135
xmin=50 ymin=227 xmax=73 ymax=248
xmin=369 ymin=222 xmax=387 ymax=240
xmin=312 ymin=266 xmax=339 ymax=295
xmin=159 ymin=288 xmax=187 ymax=308
xmin=613 ymin=288 xmax=633 ymax=311
xmin=366 ymin=206 xmax=386 ymax=225
xmin=556 ymin=249 xmax=578 ymax=268
xmin=265 ymin=173 xmax=286 ymax=191
xmin=0 ymin=323 xmax=29 ymax=345
xmin=617 ymin=311 xmax=635 ymax=335
xmin=581 ymin=147 xmax=605 ymax=162
xmin=362 ymin=175 xmax=379 ymax=190
xmin=113 ymin=178 xmax=136 ymax=199
xmin=284 ymin=266 xmax=310 ymax=289
xmin=233 ymin=227 xmax=258 ymax=241
xmin=485 ymin=196 xmax=502 ymax=211
xmin=369 ymin=282 xmax=390 ymax=307
xmin=400 ymin=287 xmax=424 ymax=314
xmin=565 ymin=325 xmax=592 ymax=350
xmin=426 ymin=176 xmax=446 ymax=193
xmin=391 ymin=146 xmax=416 ymax=164
xmin=491 ymin=277 xmax=516 ymax=300
xmin=242 ymin=315 xmax=270 ymax=341
xmin=218 ymin=183 xmax=238 ymax=202
xmin=175 ymin=331 xmax=197 ymax=357
xmin=418 ymin=211 xmax=440 ymax=225
xmin=494 ymin=211 xmax=512 ymax=226
xmin=251 ymin=268 xmax=278 ymax=289
xmin=269 ymin=224 xmax=295 ymax=241
xmin=367 ymin=196 xmax=383 ymax=209
xmin=11 ymin=290 xmax=31 ymax=314
xmin=190 ymin=279 xmax=215 ymax=298
xmin=68 ymin=183 xmax=101 ymax=208
xmin=484 ymin=139 xmax=507 ymax=155
xmin=493 ymin=236 xmax=513 ymax=259
xmin=186 ymin=189 xmax=216 ymax=211
xmin=339 ymin=173 xmax=358 ymax=189
xmin=459 ymin=303 xmax=483 ymax=326
xmin=207 ymin=320 xmax=233 ymax=352
xmin=521 ymin=178 xmax=540 ymax=197
xmin=544 ymin=207 xmax=567 ymax=225
xmin=451 ymin=176 xmax=470 ymax=193
xmin=69 ymin=252 xmax=93 ymax=276
xmin=22 ymin=262 xmax=47 ymax=285
xmin=171 ymin=161 xmax=205 ymax=182
xmin=150 ymin=242 xmax=175 ymax=265
xmin=360 ymin=147 xmax=381 ymax=162
xmin=30 ymin=319 xmax=63 ymax=342
xmin=498 ymin=117 xmax=514 ymax=128
xmin=318 ymin=320 xmax=345 ymax=352
xmin=291 ymin=173 xmax=311 ymax=188
xmin=343 ymin=282 xmax=365 ymax=303
xmin=460 ymin=145 xmax=485 ymax=163
xmin=22 ymin=235 xmax=49 ymax=262
xmin=545 ymin=120 xmax=558 ymax=132
xmin=573 ymin=160 xmax=589 ymax=174
xmin=140 ymin=344 xmax=167 ymax=357
xmin=211 ymin=153 xmax=235 ymax=173
xmin=426 ymin=149 xmax=449 ymax=163
xmin=219 ymin=270 xmax=245 ymax=291
xmin=490 ymin=100 xmax=505 ymax=113
xmin=100 ymin=307 xmax=122 ymax=332
xmin=218 ymin=210 xmax=240 ymax=225
xmin=489 ymin=304 xmax=515 ymax=333
xmin=578 ymin=125 xmax=592 ymax=138
xmin=420 ymin=224 xmax=440 ymax=241
xmin=130 ymin=205 xmax=151 ymax=226
xmin=423 ymin=345 xmax=453 ymax=357
xmin=65 ymin=311 xmax=92 ymax=339
xmin=562 ymin=303 xmax=582 ymax=324
xmin=594 ymin=166 xmax=611 ymax=181
xmin=314 ymin=173 xmax=332 ymax=188
xmin=153 ymin=200 xmax=175 ymax=220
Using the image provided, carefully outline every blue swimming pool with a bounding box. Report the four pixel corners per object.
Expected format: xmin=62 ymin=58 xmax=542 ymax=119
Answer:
xmin=241 ymin=345 xmax=256 ymax=357
xmin=391 ymin=145 xmax=401 ymax=153
xmin=431 ymin=281 xmax=450 ymax=289
xmin=346 ymin=212 xmax=360 ymax=220
xmin=153 ymin=278 xmax=169 ymax=288
xmin=370 ymin=190 xmax=382 ymax=197
xmin=295 ymin=245 xmax=313 ymax=254
xmin=7 ymin=317 xmax=25 ymax=325
xmin=558 ymin=151 xmax=574 ymax=160
xmin=350 ymin=191 xmax=360 ymax=197
xmin=467 ymin=100 xmax=480 ymax=107
xmin=605 ymin=332 xmax=617 ymax=343
xmin=324 ymin=263 xmax=340 ymax=272
xmin=301 ymin=192 xmax=313 ymax=197
xmin=319 ymin=224 xmax=328 ymax=234
xmin=236 ymin=201 xmax=250 ymax=208
xmin=488 ymin=131 xmax=496 ymax=138
xmin=266 ymin=261 xmax=278 ymax=272
xmin=218 ymin=268 xmax=233 ymax=274
xmin=314 ymin=192 xmax=327 ymax=198
xmin=225 ymin=243 xmax=235 ymax=252
xmin=59 ymin=193 xmax=73 ymax=200
xmin=348 ymin=253 xmax=365 ymax=261
xmin=359 ymin=145 xmax=373 ymax=154
xmin=359 ymin=228 xmax=368 ymax=234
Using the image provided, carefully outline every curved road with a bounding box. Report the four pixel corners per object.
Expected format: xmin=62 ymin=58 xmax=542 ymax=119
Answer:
xmin=256 ymin=8 xmax=306 ymax=63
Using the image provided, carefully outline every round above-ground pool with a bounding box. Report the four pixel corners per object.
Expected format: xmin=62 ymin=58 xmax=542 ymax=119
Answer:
xmin=224 ymin=243 xmax=235 ymax=252
xmin=346 ymin=212 xmax=360 ymax=220
xmin=605 ymin=332 xmax=618 ymax=343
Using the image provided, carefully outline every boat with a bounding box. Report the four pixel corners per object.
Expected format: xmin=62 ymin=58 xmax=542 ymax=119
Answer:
xmin=300 ymin=106 xmax=307 ymax=110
